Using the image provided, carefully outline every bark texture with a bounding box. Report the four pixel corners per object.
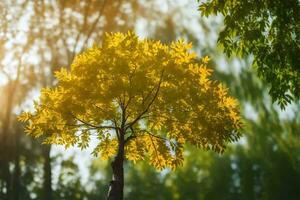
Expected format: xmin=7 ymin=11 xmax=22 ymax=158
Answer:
xmin=107 ymin=132 xmax=125 ymax=200
xmin=42 ymin=145 xmax=52 ymax=200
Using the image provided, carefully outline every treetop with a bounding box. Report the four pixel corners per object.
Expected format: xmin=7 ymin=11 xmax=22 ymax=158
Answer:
xmin=19 ymin=32 xmax=242 ymax=169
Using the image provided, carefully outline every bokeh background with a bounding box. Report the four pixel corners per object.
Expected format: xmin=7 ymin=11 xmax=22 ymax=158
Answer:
xmin=0 ymin=0 xmax=299 ymax=199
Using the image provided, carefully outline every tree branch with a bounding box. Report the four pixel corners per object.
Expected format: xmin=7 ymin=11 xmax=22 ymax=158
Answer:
xmin=113 ymin=118 xmax=120 ymax=141
xmin=147 ymin=133 xmax=162 ymax=169
xmin=80 ymin=0 xmax=107 ymax=52
xmin=71 ymin=1 xmax=90 ymax=58
xmin=69 ymin=112 xmax=115 ymax=130
xmin=125 ymin=70 xmax=165 ymax=130
xmin=140 ymin=129 xmax=178 ymax=150
xmin=140 ymin=130 xmax=168 ymax=142
xmin=124 ymin=126 xmax=136 ymax=144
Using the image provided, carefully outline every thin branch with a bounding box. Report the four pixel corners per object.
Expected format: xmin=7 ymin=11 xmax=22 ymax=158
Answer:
xmin=41 ymin=104 xmax=116 ymax=131
xmin=80 ymin=0 xmax=107 ymax=52
xmin=124 ymin=95 xmax=133 ymax=110
xmin=148 ymin=134 xmax=162 ymax=169
xmin=69 ymin=112 xmax=115 ymax=130
xmin=140 ymin=130 xmax=169 ymax=142
xmin=126 ymin=70 xmax=165 ymax=130
xmin=120 ymin=102 xmax=126 ymax=131
xmin=123 ymin=64 xmax=138 ymax=110
xmin=57 ymin=123 xmax=106 ymax=131
xmin=71 ymin=1 xmax=91 ymax=58
xmin=57 ymin=2 xmax=71 ymax=64
xmin=124 ymin=135 xmax=136 ymax=144
xmin=124 ymin=126 xmax=136 ymax=143
xmin=113 ymin=118 xmax=120 ymax=140
xmin=141 ymin=83 xmax=157 ymax=105
xmin=141 ymin=113 xmax=193 ymax=127
xmin=94 ymin=104 xmax=110 ymax=114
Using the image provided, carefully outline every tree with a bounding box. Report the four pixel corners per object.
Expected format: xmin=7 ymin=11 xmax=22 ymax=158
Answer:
xmin=115 ymin=62 xmax=300 ymax=200
xmin=19 ymin=32 xmax=242 ymax=199
xmin=2 ymin=0 xmax=213 ymax=198
xmin=0 ymin=1 xmax=151 ymax=199
xmin=198 ymin=0 xmax=300 ymax=108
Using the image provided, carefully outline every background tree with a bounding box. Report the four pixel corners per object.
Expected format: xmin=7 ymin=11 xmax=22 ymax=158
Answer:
xmin=53 ymin=157 xmax=88 ymax=200
xmin=198 ymin=0 xmax=300 ymax=108
xmin=20 ymin=32 xmax=242 ymax=199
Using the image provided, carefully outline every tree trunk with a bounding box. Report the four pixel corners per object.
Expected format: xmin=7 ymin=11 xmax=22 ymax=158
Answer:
xmin=0 ymin=124 xmax=12 ymax=200
xmin=42 ymin=145 xmax=52 ymax=200
xmin=12 ymin=130 xmax=21 ymax=200
xmin=107 ymin=134 xmax=125 ymax=200
xmin=0 ymin=84 xmax=14 ymax=200
xmin=0 ymin=160 xmax=11 ymax=200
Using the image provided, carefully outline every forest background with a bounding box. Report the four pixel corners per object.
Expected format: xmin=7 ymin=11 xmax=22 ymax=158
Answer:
xmin=0 ymin=0 xmax=299 ymax=200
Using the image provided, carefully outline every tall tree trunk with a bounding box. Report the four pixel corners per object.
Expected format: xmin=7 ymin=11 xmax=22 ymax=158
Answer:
xmin=12 ymin=129 xmax=21 ymax=200
xmin=12 ymin=149 xmax=20 ymax=200
xmin=0 ymin=160 xmax=11 ymax=200
xmin=107 ymin=133 xmax=125 ymax=200
xmin=42 ymin=145 xmax=52 ymax=200
xmin=0 ymin=83 xmax=15 ymax=200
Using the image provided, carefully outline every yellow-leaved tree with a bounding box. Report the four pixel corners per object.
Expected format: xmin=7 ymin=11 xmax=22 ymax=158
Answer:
xmin=19 ymin=32 xmax=242 ymax=200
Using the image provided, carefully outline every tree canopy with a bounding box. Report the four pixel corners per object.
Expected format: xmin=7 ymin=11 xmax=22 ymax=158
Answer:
xmin=199 ymin=0 xmax=300 ymax=108
xmin=19 ymin=32 xmax=241 ymax=170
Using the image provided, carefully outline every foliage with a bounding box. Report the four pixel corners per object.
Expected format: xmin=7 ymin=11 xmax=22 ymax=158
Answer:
xmin=117 ymin=64 xmax=300 ymax=200
xmin=19 ymin=32 xmax=241 ymax=170
xmin=198 ymin=0 xmax=300 ymax=108
xmin=1 ymin=0 xmax=146 ymax=198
